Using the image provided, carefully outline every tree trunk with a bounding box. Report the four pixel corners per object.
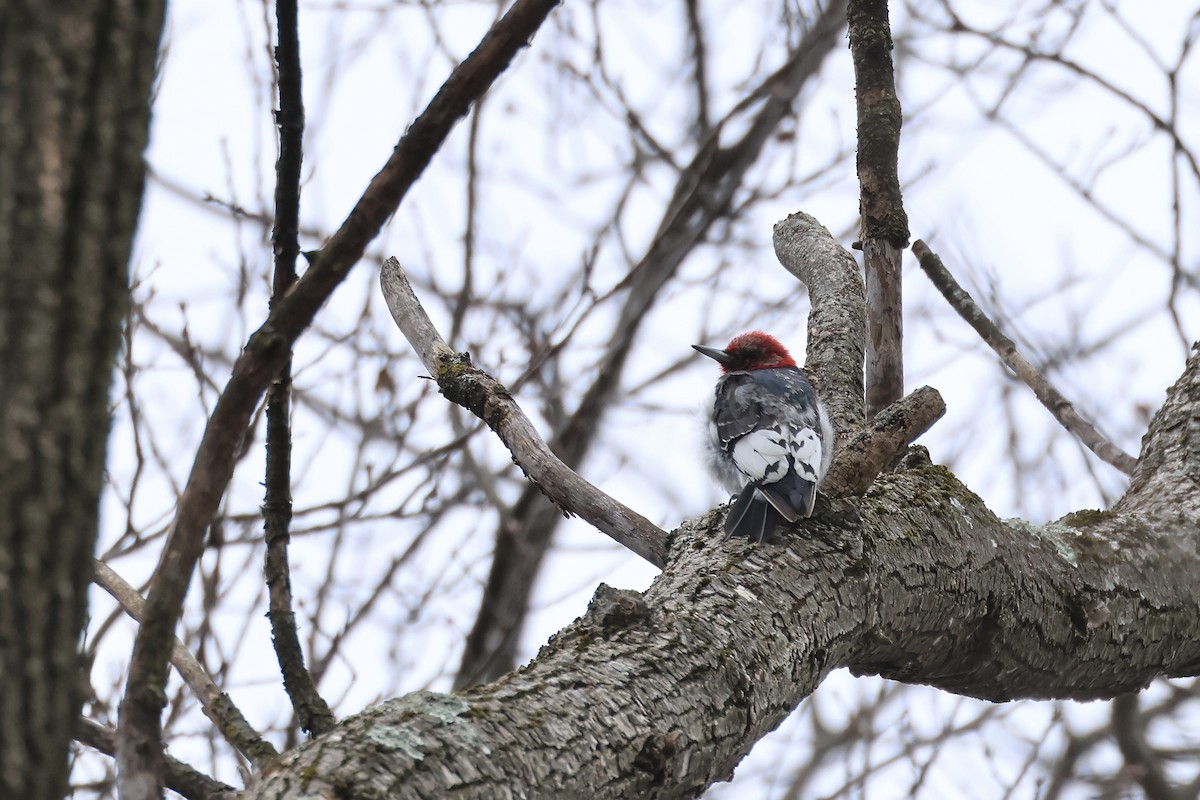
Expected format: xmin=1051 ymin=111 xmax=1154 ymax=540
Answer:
xmin=240 ymin=349 xmax=1200 ymax=799
xmin=0 ymin=3 xmax=165 ymax=797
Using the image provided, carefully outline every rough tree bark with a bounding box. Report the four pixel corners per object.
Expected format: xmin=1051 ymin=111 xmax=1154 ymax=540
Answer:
xmin=0 ymin=4 xmax=165 ymax=798
xmin=237 ymin=219 xmax=1200 ymax=799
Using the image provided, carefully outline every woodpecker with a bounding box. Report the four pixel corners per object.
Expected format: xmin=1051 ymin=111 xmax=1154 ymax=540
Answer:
xmin=693 ymin=331 xmax=832 ymax=542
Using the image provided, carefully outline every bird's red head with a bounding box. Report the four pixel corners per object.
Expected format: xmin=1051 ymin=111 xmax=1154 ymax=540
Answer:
xmin=694 ymin=330 xmax=797 ymax=374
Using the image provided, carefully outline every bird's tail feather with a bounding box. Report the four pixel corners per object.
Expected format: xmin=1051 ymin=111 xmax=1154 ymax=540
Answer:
xmin=724 ymin=486 xmax=790 ymax=543
xmin=760 ymin=480 xmax=816 ymax=521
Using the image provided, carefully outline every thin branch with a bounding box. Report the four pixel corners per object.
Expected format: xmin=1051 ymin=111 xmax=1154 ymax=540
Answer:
xmin=92 ymin=561 xmax=278 ymax=769
xmin=76 ymin=718 xmax=237 ymax=800
xmin=682 ymin=0 xmax=711 ymax=133
xmin=912 ymin=239 xmax=1137 ymax=475
xmin=263 ymin=0 xmax=336 ymax=739
xmin=116 ymin=2 xmax=564 ymax=796
xmin=848 ymin=0 xmax=909 ymax=416
xmin=958 ymin=23 xmax=1200 ymax=187
xmin=1112 ymin=693 xmax=1185 ymax=800
xmin=380 ymin=256 xmax=669 ymax=567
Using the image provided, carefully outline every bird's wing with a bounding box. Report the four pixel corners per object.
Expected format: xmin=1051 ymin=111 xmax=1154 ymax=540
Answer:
xmin=714 ymin=371 xmax=825 ymax=520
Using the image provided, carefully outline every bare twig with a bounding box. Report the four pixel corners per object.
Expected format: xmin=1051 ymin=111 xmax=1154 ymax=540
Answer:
xmin=263 ymin=0 xmax=335 ymax=739
xmin=76 ymin=717 xmax=237 ymax=800
xmin=823 ymin=386 xmax=946 ymax=496
xmin=92 ymin=561 xmax=277 ymax=769
xmin=1112 ymin=693 xmax=1184 ymax=800
xmin=950 ymin=21 xmax=1200 ymax=187
xmin=912 ymin=239 xmax=1137 ymax=475
xmin=380 ymin=257 xmax=668 ymax=567
xmin=848 ymin=0 xmax=909 ymax=416
xmin=683 ymin=0 xmax=711 ymax=133
xmin=116 ymin=2 xmax=563 ymax=795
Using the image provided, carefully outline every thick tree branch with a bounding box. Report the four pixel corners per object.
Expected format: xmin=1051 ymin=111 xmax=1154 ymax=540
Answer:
xmin=848 ymin=0 xmax=909 ymax=416
xmin=116 ymin=3 xmax=562 ymax=795
xmin=239 ymin=439 xmax=1200 ymax=799
xmin=380 ymin=257 xmax=669 ymax=566
xmin=913 ymin=239 xmax=1138 ymax=476
xmin=773 ymin=211 xmax=867 ymax=438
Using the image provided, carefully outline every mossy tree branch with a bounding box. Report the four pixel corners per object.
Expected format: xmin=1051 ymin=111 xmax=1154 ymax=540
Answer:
xmin=239 ymin=400 xmax=1200 ymax=798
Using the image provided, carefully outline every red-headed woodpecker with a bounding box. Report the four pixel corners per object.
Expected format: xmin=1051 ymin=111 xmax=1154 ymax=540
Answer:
xmin=693 ymin=331 xmax=832 ymax=542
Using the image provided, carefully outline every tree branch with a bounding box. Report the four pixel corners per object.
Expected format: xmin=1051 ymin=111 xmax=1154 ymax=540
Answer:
xmin=823 ymin=386 xmax=946 ymax=496
xmin=1119 ymin=343 xmax=1200 ymax=518
xmin=848 ymin=0 xmax=909 ymax=416
xmin=92 ymin=561 xmax=278 ymax=769
xmin=238 ymin=438 xmax=1200 ymax=799
xmin=772 ymin=211 xmax=867 ymax=438
xmin=912 ymin=239 xmax=1138 ymax=476
xmin=116 ymin=2 xmax=563 ymax=795
xmin=262 ymin=0 xmax=336 ymax=739
xmin=380 ymin=257 xmax=669 ymax=566
xmin=76 ymin=717 xmax=236 ymax=800
xmin=1111 ymin=693 xmax=1184 ymax=800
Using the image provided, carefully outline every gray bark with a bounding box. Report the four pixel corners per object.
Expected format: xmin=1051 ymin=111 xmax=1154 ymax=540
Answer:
xmin=0 ymin=3 xmax=164 ymax=798
xmin=240 ymin=346 xmax=1200 ymax=799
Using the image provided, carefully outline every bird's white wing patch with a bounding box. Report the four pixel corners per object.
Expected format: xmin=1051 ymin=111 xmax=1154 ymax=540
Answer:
xmin=789 ymin=428 xmax=822 ymax=481
xmin=731 ymin=426 xmax=822 ymax=484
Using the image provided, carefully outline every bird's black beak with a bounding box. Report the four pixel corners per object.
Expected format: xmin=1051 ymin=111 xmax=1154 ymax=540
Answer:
xmin=692 ymin=344 xmax=734 ymax=366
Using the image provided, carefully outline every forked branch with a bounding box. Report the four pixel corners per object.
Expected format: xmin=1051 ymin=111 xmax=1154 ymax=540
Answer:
xmin=775 ymin=212 xmax=941 ymax=499
xmin=824 ymin=386 xmax=946 ymax=496
xmin=92 ymin=561 xmax=277 ymax=769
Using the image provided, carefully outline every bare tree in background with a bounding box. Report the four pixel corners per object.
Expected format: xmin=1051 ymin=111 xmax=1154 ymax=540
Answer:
xmin=0 ymin=0 xmax=1190 ymax=798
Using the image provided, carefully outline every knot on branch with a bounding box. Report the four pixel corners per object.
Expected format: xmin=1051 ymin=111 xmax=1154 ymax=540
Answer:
xmin=433 ymin=350 xmax=514 ymax=430
xmin=633 ymin=729 xmax=682 ymax=787
xmin=584 ymin=583 xmax=651 ymax=631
